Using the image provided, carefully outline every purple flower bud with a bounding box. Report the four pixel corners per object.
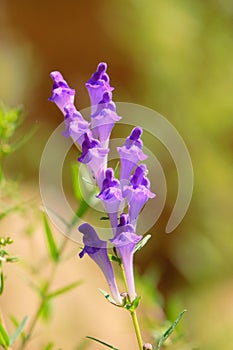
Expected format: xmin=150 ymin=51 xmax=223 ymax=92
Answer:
xmin=91 ymin=91 xmax=121 ymax=147
xmin=117 ymin=127 xmax=147 ymax=181
xmin=78 ymin=133 xmax=109 ymax=188
xmin=79 ymin=223 xmax=122 ymax=305
xmin=86 ymin=62 xmax=114 ymax=113
xmin=112 ymin=214 xmax=142 ymax=301
xmin=123 ymin=165 xmax=155 ymax=228
xmin=49 ymin=71 xmax=75 ymax=114
xmin=97 ymin=168 xmax=123 ymax=231
xmin=62 ymin=103 xmax=90 ymax=145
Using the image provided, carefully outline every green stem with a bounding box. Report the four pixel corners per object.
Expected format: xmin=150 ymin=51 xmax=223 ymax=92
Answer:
xmin=131 ymin=309 xmax=144 ymax=350
xmin=120 ymin=263 xmax=144 ymax=350
xmin=19 ymin=199 xmax=88 ymax=349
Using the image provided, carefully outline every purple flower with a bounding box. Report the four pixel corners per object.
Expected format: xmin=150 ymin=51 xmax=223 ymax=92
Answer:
xmin=49 ymin=71 xmax=75 ymax=114
xmin=123 ymin=165 xmax=155 ymax=228
xmin=79 ymin=223 xmax=122 ymax=305
xmin=62 ymin=103 xmax=90 ymax=146
xmin=91 ymin=91 xmax=121 ymax=147
xmin=117 ymin=127 xmax=147 ymax=182
xmin=97 ymin=168 xmax=123 ymax=232
xmin=86 ymin=62 xmax=114 ymax=113
xmin=112 ymin=214 xmax=142 ymax=301
xmin=78 ymin=133 xmax=109 ymax=188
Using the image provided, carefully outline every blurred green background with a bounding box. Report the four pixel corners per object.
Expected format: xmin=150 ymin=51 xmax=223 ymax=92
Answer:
xmin=1 ymin=0 xmax=233 ymax=349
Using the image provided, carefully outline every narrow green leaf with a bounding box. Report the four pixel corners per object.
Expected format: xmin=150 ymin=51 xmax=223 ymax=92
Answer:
xmin=0 ymin=270 xmax=4 ymax=295
xmin=47 ymin=281 xmax=82 ymax=299
xmin=42 ymin=213 xmax=60 ymax=262
xmin=124 ymin=296 xmax=141 ymax=311
xmin=9 ymin=316 xmax=28 ymax=346
xmin=98 ymin=288 xmax=116 ymax=305
xmin=0 ymin=323 xmax=10 ymax=348
xmin=154 ymin=309 xmax=187 ymax=350
xmin=71 ymin=163 xmax=82 ymax=202
xmin=86 ymin=336 xmax=119 ymax=350
xmin=40 ymin=300 xmax=52 ymax=322
xmin=68 ymin=201 xmax=89 ymax=230
xmin=11 ymin=125 xmax=38 ymax=153
xmin=100 ymin=216 xmax=109 ymax=221
xmin=108 ymin=254 xmax=121 ymax=264
xmin=9 ymin=315 xmax=26 ymax=341
xmin=43 ymin=342 xmax=54 ymax=350
xmin=134 ymin=234 xmax=151 ymax=253
xmin=5 ymin=256 xmax=18 ymax=263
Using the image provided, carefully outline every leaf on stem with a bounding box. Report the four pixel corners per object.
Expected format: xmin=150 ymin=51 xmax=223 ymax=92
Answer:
xmin=42 ymin=213 xmax=60 ymax=262
xmin=134 ymin=234 xmax=151 ymax=253
xmin=154 ymin=309 xmax=187 ymax=350
xmin=43 ymin=342 xmax=54 ymax=350
xmin=124 ymin=296 xmax=141 ymax=312
xmin=98 ymin=288 xmax=117 ymax=305
xmin=0 ymin=323 xmax=10 ymax=349
xmin=108 ymin=254 xmax=121 ymax=264
xmin=9 ymin=316 xmax=28 ymax=346
xmin=0 ymin=270 xmax=4 ymax=295
xmin=86 ymin=336 xmax=119 ymax=350
xmin=47 ymin=281 xmax=82 ymax=299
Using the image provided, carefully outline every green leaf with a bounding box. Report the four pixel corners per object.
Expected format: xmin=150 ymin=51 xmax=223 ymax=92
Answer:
xmin=43 ymin=342 xmax=54 ymax=350
xmin=42 ymin=213 xmax=60 ymax=262
xmin=98 ymin=288 xmax=117 ymax=305
xmin=0 ymin=270 xmax=4 ymax=295
xmin=124 ymin=296 xmax=141 ymax=312
xmin=154 ymin=309 xmax=187 ymax=350
xmin=5 ymin=256 xmax=18 ymax=263
xmin=86 ymin=336 xmax=119 ymax=350
xmin=0 ymin=323 xmax=10 ymax=348
xmin=9 ymin=316 xmax=28 ymax=346
xmin=47 ymin=281 xmax=82 ymax=299
xmin=108 ymin=254 xmax=121 ymax=264
xmin=134 ymin=234 xmax=151 ymax=253
xmin=71 ymin=163 xmax=83 ymax=202
xmin=68 ymin=201 xmax=89 ymax=230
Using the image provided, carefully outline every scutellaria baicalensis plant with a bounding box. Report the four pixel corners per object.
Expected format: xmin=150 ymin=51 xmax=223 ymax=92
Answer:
xmin=49 ymin=63 xmax=186 ymax=350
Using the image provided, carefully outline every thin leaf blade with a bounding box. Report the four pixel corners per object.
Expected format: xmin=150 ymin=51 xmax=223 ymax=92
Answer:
xmin=42 ymin=213 xmax=60 ymax=262
xmin=47 ymin=281 xmax=82 ymax=299
xmin=86 ymin=336 xmax=119 ymax=350
xmin=134 ymin=234 xmax=151 ymax=253
xmin=0 ymin=323 xmax=10 ymax=348
xmin=154 ymin=309 xmax=187 ymax=350
xmin=9 ymin=316 xmax=28 ymax=346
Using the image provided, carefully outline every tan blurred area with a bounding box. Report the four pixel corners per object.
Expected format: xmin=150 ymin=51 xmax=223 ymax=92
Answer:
xmin=1 ymin=0 xmax=233 ymax=349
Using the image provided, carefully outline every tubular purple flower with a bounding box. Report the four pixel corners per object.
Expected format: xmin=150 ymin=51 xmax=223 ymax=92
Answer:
xmin=49 ymin=71 xmax=75 ymax=114
xmin=79 ymin=223 xmax=122 ymax=305
xmin=91 ymin=91 xmax=121 ymax=147
xmin=97 ymin=168 xmax=123 ymax=232
xmin=112 ymin=214 xmax=142 ymax=301
xmin=123 ymin=164 xmax=155 ymax=228
xmin=78 ymin=133 xmax=109 ymax=188
xmin=62 ymin=103 xmax=90 ymax=146
xmin=86 ymin=62 xmax=114 ymax=113
xmin=117 ymin=127 xmax=147 ymax=182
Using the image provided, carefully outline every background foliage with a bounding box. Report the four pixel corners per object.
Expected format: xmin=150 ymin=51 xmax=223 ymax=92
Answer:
xmin=0 ymin=1 xmax=232 ymax=349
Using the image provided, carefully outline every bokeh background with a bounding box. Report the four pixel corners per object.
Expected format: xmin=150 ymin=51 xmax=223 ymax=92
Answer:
xmin=1 ymin=0 xmax=233 ymax=349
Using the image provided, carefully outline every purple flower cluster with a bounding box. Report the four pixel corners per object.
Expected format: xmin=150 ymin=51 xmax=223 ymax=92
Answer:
xmin=49 ymin=63 xmax=155 ymax=304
